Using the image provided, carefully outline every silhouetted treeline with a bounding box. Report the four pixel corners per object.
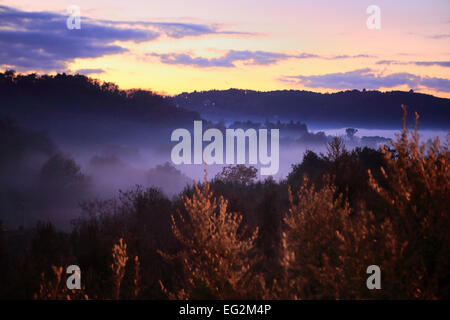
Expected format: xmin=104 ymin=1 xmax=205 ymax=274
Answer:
xmin=174 ymin=89 xmax=450 ymax=128
xmin=0 ymin=70 xmax=200 ymax=127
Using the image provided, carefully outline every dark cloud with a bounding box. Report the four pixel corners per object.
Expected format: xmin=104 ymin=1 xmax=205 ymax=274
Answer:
xmin=281 ymin=68 xmax=450 ymax=92
xmin=376 ymin=60 xmax=450 ymax=67
xmin=415 ymin=61 xmax=450 ymax=67
xmin=0 ymin=6 xmax=157 ymax=71
xmin=0 ymin=5 xmax=250 ymax=72
xmin=420 ymin=77 xmax=450 ymax=92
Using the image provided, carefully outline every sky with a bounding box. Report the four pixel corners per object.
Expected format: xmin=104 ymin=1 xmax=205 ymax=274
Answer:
xmin=0 ymin=0 xmax=449 ymax=97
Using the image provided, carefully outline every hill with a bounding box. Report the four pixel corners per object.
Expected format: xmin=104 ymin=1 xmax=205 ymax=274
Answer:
xmin=174 ymin=89 xmax=450 ymax=129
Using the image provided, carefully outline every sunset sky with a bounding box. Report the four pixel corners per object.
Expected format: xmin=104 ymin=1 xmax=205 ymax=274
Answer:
xmin=1 ymin=0 xmax=449 ymax=96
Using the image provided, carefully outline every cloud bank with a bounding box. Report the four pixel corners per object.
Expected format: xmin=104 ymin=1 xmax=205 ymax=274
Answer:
xmin=0 ymin=5 xmax=249 ymax=71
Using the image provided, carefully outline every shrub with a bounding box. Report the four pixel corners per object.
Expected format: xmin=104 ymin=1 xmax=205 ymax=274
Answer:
xmin=368 ymin=106 xmax=450 ymax=298
xmin=281 ymin=176 xmax=396 ymax=299
xmin=159 ymin=173 xmax=259 ymax=299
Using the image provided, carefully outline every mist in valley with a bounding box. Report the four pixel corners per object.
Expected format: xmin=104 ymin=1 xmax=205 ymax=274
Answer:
xmin=2 ymin=111 xmax=447 ymax=230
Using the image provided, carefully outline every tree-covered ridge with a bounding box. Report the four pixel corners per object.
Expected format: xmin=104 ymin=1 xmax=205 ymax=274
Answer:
xmin=0 ymin=70 xmax=200 ymax=124
xmin=174 ymin=88 xmax=450 ymax=128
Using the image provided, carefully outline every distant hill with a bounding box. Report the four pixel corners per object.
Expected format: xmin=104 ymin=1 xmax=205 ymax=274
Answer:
xmin=0 ymin=70 xmax=200 ymax=128
xmin=2 ymin=71 xmax=448 ymax=131
xmin=0 ymin=70 xmax=202 ymax=146
xmin=174 ymin=89 xmax=450 ymax=129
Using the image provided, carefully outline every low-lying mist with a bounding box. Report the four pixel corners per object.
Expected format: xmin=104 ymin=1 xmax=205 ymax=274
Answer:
xmin=1 ymin=115 xmax=447 ymax=230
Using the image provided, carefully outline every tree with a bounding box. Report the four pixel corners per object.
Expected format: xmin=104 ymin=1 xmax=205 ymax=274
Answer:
xmin=39 ymin=153 xmax=89 ymax=191
xmin=159 ymin=175 xmax=259 ymax=299
xmin=287 ymin=150 xmax=327 ymax=189
xmin=345 ymin=128 xmax=358 ymax=140
xmin=281 ymin=176 xmax=395 ymax=299
xmin=214 ymin=165 xmax=257 ymax=185
xmin=368 ymin=106 xmax=450 ymax=298
xmin=326 ymin=136 xmax=347 ymax=162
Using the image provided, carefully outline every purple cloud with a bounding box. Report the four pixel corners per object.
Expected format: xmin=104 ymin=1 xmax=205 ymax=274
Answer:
xmin=376 ymin=60 xmax=450 ymax=67
xmin=149 ymin=50 xmax=376 ymax=68
xmin=100 ymin=19 xmax=257 ymax=38
xmin=281 ymin=68 xmax=450 ymax=92
xmin=0 ymin=5 xmax=252 ymax=72
xmin=329 ymin=54 xmax=376 ymax=59
xmin=150 ymin=51 xmax=321 ymax=67
xmin=73 ymin=68 xmax=105 ymax=75
xmin=0 ymin=6 xmax=157 ymax=71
